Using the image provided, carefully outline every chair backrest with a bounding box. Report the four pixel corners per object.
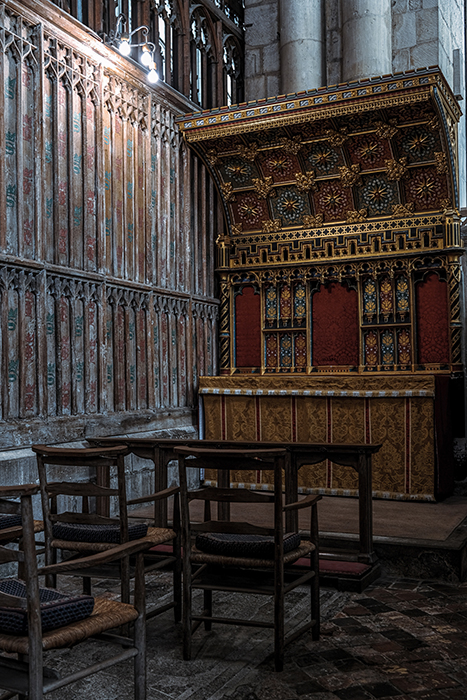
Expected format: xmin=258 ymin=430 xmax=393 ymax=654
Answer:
xmin=32 ymin=444 xmax=131 ymax=554
xmin=0 ymin=485 xmax=43 ymax=657
xmin=175 ymin=446 xmax=290 ymax=551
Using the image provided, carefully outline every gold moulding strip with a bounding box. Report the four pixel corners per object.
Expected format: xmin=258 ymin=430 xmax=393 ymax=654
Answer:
xmin=229 ymin=214 xmax=447 ymax=245
xmin=180 ymin=91 xmax=433 ymax=142
xmin=198 ymin=388 xmax=435 ymax=398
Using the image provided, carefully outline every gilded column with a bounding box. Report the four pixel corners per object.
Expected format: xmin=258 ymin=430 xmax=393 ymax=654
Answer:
xmin=279 ymin=0 xmax=324 ymax=93
xmin=341 ymin=0 xmax=392 ymax=82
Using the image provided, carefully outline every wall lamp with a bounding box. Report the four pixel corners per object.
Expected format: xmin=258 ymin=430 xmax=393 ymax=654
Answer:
xmin=108 ymin=14 xmax=159 ymax=83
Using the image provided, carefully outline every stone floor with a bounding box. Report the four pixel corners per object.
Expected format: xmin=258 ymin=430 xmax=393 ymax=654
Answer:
xmin=36 ymin=570 xmax=467 ymax=700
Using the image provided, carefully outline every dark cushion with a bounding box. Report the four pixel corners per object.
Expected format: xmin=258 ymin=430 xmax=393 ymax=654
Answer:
xmin=195 ymin=532 xmax=301 ymax=559
xmin=0 ymin=579 xmax=94 ymax=635
xmin=0 ymin=514 xmax=22 ymax=530
xmin=52 ymin=522 xmax=148 ymax=544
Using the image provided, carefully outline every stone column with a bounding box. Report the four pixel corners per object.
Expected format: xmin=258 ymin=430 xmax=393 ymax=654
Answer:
xmin=279 ymin=0 xmax=324 ymax=93
xmin=341 ymin=0 xmax=392 ymax=82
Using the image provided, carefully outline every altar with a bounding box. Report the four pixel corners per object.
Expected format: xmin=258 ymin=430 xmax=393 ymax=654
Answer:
xmin=177 ymin=67 xmax=463 ymax=502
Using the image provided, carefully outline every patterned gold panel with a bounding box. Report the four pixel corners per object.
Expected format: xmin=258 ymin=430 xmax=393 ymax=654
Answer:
xmin=225 ymin=395 xmax=257 ymax=442
xmin=199 ymin=375 xmax=436 ymax=500
xmin=296 ymin=396 xmax=327 ymax=442
xmin=409 ymin=398 xmax=435 ymax=497
xmin=259 ymin=397 xmax=293 ymax=442
xmin=203 ymin=395 xmax=223 ymax=440
xmin=370 ymin=398 xmax=407 ymax=495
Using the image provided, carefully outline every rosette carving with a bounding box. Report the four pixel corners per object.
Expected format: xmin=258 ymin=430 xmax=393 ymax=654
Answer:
xmin=325 ymin=129 xmax=348 ymax=147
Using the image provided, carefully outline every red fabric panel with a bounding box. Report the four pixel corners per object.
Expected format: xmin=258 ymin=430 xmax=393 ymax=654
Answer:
xmin=312 ymin=283 xmax=359 ymax=366
xmin=416 ymin=273 xmax=450 ymax=364
xmin=235 ymin=286 xmax=261 ymax=367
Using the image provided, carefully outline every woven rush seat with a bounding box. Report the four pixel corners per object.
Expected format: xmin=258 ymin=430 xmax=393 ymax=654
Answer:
xmin=191 ymin=539 xmax=314 ymax=568
xmin=195 ymin=531 xmax=301 ymax=559
xmin=51 ymin=526 xmax=176 ymax=553
xmin=52 ymin=522 xmax=149 ymax=544
xmin=0 ymin=579 xmax=94 ymax=635
xmin=0 ymin=597 xmax=139 ymax=655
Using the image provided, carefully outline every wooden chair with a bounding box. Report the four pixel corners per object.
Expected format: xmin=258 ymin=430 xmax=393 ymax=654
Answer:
xmin=176 ymin=445 xmax=321 ymax=672
xmin=32 ymin=444 xmax=181 ymax=621
xmin=0 ymin=484 xmax=146 ymax=700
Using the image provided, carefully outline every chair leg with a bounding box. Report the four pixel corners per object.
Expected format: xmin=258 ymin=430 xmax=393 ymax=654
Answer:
xmin=274 ymin=575 xmax=284 ymax=672
xmin=182 ymin=561 xmax=192 ymax=660
xmin=203 ymin=589 xmax=212 ymax=631
xmin=82 ymin=576 xmax=92 ymax=596
xmin=134 ymin=552 xmax=146 ymax=700
xmin=173 ymin=535 xmax=182 ymax=623
xmin=311 ymin=566 xmax=320 ymax=641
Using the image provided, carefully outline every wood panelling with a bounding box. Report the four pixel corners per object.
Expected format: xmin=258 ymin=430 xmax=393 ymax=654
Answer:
xmin=0 ymin=1 xmax=219 ymax=447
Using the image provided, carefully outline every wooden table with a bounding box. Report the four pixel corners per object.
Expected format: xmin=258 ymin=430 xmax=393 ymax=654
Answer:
xmin=87 ymin=437 xmax=381 ymax=565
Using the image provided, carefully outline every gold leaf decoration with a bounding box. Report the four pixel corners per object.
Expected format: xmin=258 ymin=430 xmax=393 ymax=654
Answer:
xmin=302 ymin=214 xmax=323 ymax=228
xmin=325 ymin=128 xmax=348 ymax=147
xmin=338 ymin=164 xmax=361 ymax=187
xmin=385 ymin=157 xmax=408 ymax=181
xmin=231 ymin=223 xmax=243 ymax=236
xmin=427 ymin=116 xmax=440 ymax=132
xmin=216 ymin=233 xmax=231 ymax=245
xmin=280 ymin=136 xmax=302 ymax=155
xmin=220 ymin=182 xmax=236 ymax=202
xmin=206 ymin=149 xmax=219 ymax=165
xmin=440 ymin=198 xmax=452 ymax=212
xmin=238 ymin=143 xmax=259 ymax=161
xmin=295 ymin=171 xmax=316 ymax=192
xmin=434 ymin=152 xmax=448 ymax=174
xmin=392 ymin=202 xmax=415 ymax=218
xmin=262 ymin=219 xmax=282 ymax=233
xmin=253 ymin=176 xmax=275 ymax=198
xmin=346 ymin=208 xmax=367 ymax=223
xmin=375 ymin=120 xmax=398 ymax=139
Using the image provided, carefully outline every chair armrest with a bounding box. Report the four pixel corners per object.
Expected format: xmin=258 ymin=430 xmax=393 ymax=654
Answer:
xmin=128 ymin=485 xmax=179 ymax=505
xmin=283 ymin=494 xmax=322 ymax=512
xmin=38 ymin=538 xmax=153 ymax=576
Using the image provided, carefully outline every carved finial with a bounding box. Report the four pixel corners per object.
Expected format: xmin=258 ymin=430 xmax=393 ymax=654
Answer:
xmin=231 ymin=223 xmax=243 ymax=236
xmin=346 ymin=208 xmax=367 ymax=223
xmin=302 ymin=213 xmax=324 ymax=228
xmin=206 ymin=149 xmax=219 ymax=165
xmin=295 ymin=171 xmax=316 ymax=192
xmin=253 ymin=176 xmax=275 ymax=198
xmin=280 ymin=136 xmax=302 ymax=155
xmin=325 ymin=128 xmax=348 ymax=147
xmin=434 ymin=152 xmax=448 ymax=174
xmin=261 ymin=219 xmax=282 ymax=232
xmin=385 ymin=157 xmax=408 ymax=181
xmin=339 ymin=164 xmax=361 ymax=187
xmin=375 ymin=120 xmax=398 ymax=139
xmin=392 ymin=202 xmax=415 ymax=218
xmin=238 ymin=143 xmax=259 ymax=161
xmin=220 ymin=182 xmax=236 ymax=202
